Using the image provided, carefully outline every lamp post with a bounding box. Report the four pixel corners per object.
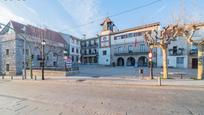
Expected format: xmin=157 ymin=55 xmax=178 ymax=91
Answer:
xmin=41 ymin=40 xmax=46 ymax=80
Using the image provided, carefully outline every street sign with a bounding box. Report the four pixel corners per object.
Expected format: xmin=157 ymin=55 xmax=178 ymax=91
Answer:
xmin=66 ymin=57 xmax=72 ymax=68
xmin=148 ymin=52 xmax=153 ymax=59
xmin=64 ymin=56 xmax=68 ymax=60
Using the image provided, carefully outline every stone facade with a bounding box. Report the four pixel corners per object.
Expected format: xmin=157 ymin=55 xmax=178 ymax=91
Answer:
xmin=0 ymin=21 xmax=67 ymax=75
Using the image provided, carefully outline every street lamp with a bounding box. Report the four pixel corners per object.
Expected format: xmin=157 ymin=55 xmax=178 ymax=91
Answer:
xmin=41 ymin=40 xmax=46 ymax=80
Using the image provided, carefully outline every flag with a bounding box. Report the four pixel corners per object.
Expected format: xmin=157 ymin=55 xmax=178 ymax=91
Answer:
xmin=135 ymin=38 xmax=138 ymax=47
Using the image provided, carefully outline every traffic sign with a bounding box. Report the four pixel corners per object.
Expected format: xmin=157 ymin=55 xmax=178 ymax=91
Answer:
xmin=148 ymin=52 xmax=153 ymax=59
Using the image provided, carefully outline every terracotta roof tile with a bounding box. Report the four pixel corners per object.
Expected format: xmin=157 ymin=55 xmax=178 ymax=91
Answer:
xmin=10 ymin=20 xmax=67 ymax=45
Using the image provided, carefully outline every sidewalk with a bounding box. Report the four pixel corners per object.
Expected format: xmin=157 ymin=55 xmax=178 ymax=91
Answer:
xmin=41 ymin=76 xmax=204 ymax=88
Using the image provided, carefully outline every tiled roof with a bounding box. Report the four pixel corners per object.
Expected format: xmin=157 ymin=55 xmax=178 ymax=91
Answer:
xmin=100 ymin=17 xmax=113 ymax=25
xmin=111 ymin=22 xmax=160 ymax=35
xmin=10 ymin=20 xmax=67 ymax=44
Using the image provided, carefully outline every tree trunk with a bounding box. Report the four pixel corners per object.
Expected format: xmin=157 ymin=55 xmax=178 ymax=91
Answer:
xmin=162 ymin=47 xmax=168 ymax=79
xmin=197 ymin=45 xmax=204 ymax=80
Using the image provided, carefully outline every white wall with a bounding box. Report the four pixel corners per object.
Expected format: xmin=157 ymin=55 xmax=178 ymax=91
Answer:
xmin=168 ymin=56 xmax=188 ymax=68
xmin=157 ymin=48 xmax=188 ymax=68
xmin=157 ymin=48 xmax=163 ymax=67
xmin=98 ymin=48 xmax=111 ymax=65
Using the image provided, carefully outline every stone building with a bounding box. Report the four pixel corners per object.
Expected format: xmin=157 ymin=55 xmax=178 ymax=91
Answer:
xmin=0 ymin=21 xmax=67 ymax=75
xmin=80 ymin=37 xmax=99 ymax=64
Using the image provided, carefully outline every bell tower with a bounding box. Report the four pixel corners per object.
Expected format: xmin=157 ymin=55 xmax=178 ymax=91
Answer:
xmin=98 ymin=17 xmax=114 ymax=66
xmin=100 ymin=17 xmax=114 ymax=33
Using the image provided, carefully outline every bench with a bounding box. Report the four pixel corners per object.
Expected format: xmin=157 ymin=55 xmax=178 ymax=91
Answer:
xmin=160 ymin=72 xmax=186 ymax=79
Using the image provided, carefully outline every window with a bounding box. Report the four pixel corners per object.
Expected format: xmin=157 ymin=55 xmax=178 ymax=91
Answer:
xmin=76 ymin=49 xmax=79 ymax=53
xmin=6 ymin=64 xmax=9 ymax=71
xmin=173 ymin=46 xmax=177 ymax=55
xmin=86 ymin=49 xmax=89 ymax=54
xmin=137 ymin=32 xmax=142 ymax=36
xmin=72 ymin=47 xmax=74 ymax=53
xmin=76 ymin=56 xmax=79 ymax=62
xmin=37 ymin=55 xmax=42 ymax=60
xmin=91 ymin=40 xmax=94 ymax=45
xmin=72 ymin=56 xmax=74 ymax=62
xmin=53 ymin=53 xmax=57 ymax=57
xmin=86 ymin=41 xmax=89 ymax=46
xmin=103 ymin=50 xmax=107 ymax=55
xmin=140 ymin=44 xmax=145 ymax=52
xmin=128 ymin=33 xmax=133 ymax=38
xmin=177 ymin=57 xmax=184 ymax=64
xmin=6 ymin=49 xmax=9 ymax=55
xmin=128 ymin=45 xmax=133 ymax=52
xmin=89 ymin=49 xmax=91 ymax=54
xmin=84 ymin=50 xmax=87 ymax=55
xmin=118 ymin=47 xmax=123 ymax=53
xmin=26 ymin=49 xmax=29 ymax=55
xmin=91 ymin=49 xmax=95 ymax=54
xmin=53 ymin=61 xmax=57 ymax=67
xmin=72 ymin=38 xmax=75 ymax=43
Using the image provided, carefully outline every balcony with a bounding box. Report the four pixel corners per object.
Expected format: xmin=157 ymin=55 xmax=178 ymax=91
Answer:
xmin=168 ymin=48 xmax=185 ymax=56
xmin=189 ymin=49 xmax=198 ymax=55
xmin=81 ymin=43 xmax=98 ymax=48
xmin=114 ymin=50 xmax=148 ymax=56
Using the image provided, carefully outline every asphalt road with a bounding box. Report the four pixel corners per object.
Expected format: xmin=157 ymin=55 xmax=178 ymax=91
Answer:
xmin=0 ymin=79 xmax=203 ymax=115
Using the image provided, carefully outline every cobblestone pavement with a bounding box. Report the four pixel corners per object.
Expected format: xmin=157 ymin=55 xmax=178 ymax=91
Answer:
xmin=0 ymin=79 xmax=204 ymax=115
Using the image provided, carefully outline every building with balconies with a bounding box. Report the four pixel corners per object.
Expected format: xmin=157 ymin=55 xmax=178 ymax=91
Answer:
xmin=81 ymin=37 xmax=99 ymax=64
xmin=157 ymin=36 xmax=200 ymax=69
xmin=83 ymin=17 xmax=160 ymax=67
xmin=60 ymin=33 xmax=81 ymax=64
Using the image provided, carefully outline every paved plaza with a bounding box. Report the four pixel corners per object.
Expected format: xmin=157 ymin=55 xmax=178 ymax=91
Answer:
xmin=72 ymin=65 xmax=197 ymax=79
xmin=0 ymin=65 xmax=203 ymax=115
xmin=0 ymin=79 xmax=204 ymax=115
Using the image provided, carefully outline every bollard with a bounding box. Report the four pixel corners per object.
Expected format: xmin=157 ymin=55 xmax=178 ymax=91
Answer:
xmin=2 ymin=75 xmax=4 ymax=79
xmin=139 ymin=68 xmax=144 ymax=79
xmin=11 ymin=76 xmax=13 ymax=80
xmin=158 ymin=76 xmax=161 ymax=86
xmin=22 ymin=75 xmax=24 ymax=80
xmin=35 ymin=75 xmax=37 ymax=80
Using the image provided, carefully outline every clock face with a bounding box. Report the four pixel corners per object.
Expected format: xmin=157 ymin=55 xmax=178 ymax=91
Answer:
xmin=102 ymin=36 xmax=108 ymax=41
xmin=100 ymin=36 xmax=109 ymax=47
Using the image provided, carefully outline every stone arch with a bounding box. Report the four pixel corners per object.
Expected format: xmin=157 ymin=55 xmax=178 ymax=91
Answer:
xmin=138 ymin=56 xmax=148 ymax=67
xmin=117 ymin=57 xmax=124 ymax=66
xmin=126 ymin=57 xmax=135 ymax=66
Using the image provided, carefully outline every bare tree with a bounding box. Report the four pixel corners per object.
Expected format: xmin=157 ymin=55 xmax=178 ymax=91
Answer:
xmin=144 ymin=25 xmax=180 ymax=79
xmin=177 ymin=23 xmax=204 ymax=79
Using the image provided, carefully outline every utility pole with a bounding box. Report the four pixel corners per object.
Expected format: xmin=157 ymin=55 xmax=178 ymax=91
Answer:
xmin=41 ymin=40 xmax=46 ymax=80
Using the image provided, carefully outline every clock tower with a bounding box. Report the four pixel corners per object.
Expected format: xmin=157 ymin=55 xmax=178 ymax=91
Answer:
xmin=98 ymin=17 xmax=115 ymax=65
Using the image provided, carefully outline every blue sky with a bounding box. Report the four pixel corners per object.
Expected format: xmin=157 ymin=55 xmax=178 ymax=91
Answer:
xmin=0 ymin=0 xmax=204 ymax=38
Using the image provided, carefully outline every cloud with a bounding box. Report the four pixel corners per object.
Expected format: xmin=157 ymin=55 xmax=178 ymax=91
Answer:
xmin=0 ymin=5 xmax=28 ymax=24
xmin=57 ymin=0 xmax=102 ymax=37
